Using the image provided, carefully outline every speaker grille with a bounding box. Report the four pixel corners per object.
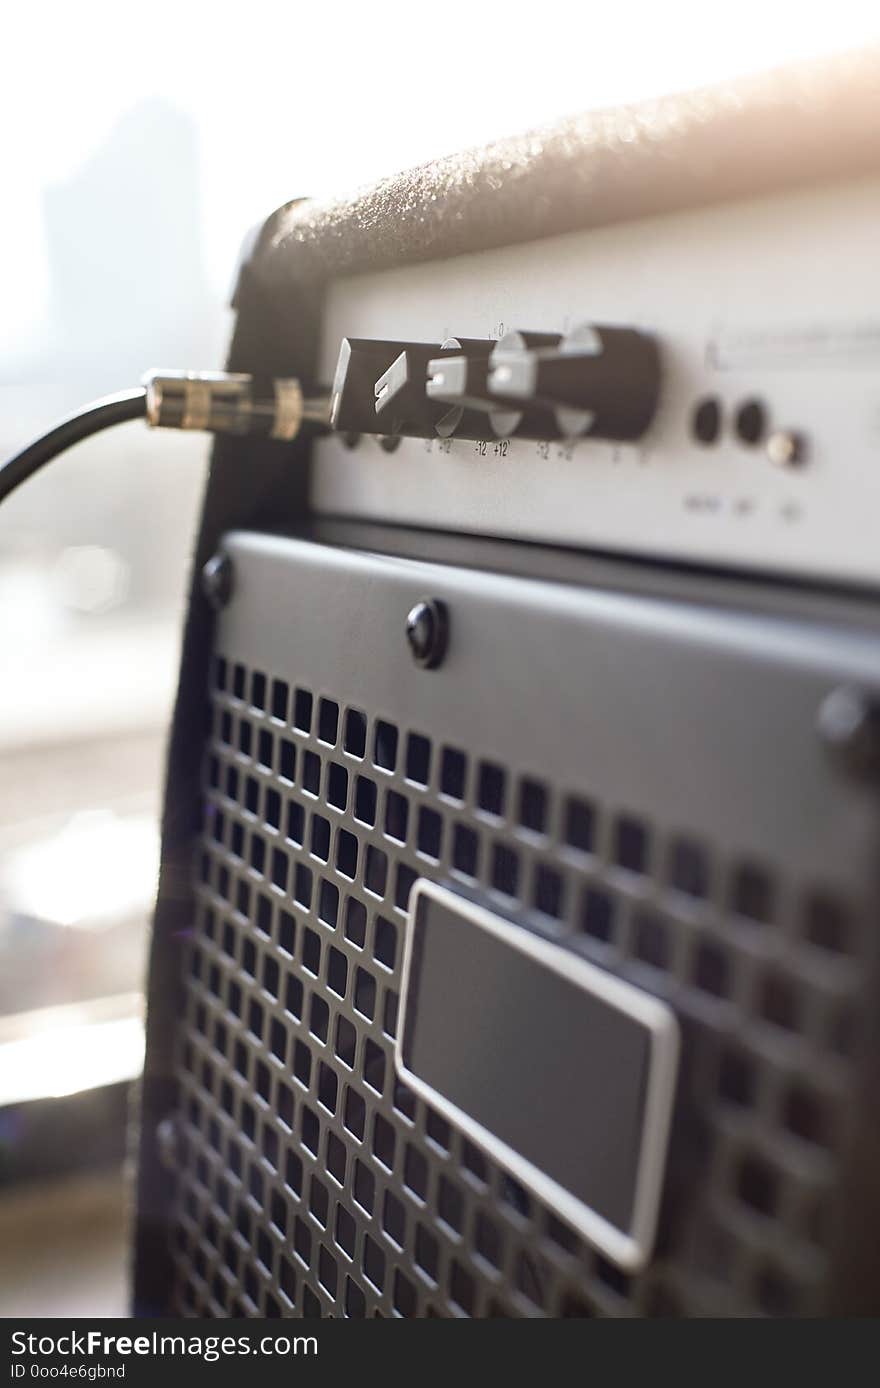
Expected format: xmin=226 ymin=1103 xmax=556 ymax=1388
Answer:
xmin=167 ymin=649 xmax=866 ymax=1318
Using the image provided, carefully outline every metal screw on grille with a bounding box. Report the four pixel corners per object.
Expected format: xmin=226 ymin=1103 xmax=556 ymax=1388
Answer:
xmin=202 ymin=552 xmax=234 ymax=610
xmin=405 ymin=598 xmax=448 ymax=669
xmin=817 ymin=685 xmax=880 ymax=781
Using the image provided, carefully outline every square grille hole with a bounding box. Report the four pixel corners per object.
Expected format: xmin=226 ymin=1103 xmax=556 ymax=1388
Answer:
xmin=317 ymin=1063 xmax=339 ymax=1116
xmin=415 ymin=1224 xmax=438 ymax=1283
xmin=250 ymin=670 xmax=266 ymax=710
xmin=293 ymin=863 xmax=312 ymax=908
xmin=293 ymin=1216 xmax=312 ymax=1268
xmin=406 ymin=733 xmax=431 ymax=786
xmin=477 ymin=761 xmax=506 ymax=817
xmin=238 ymin=721 xmax=252 ymax=757
xmin=517 ymin=778 xmax=547 ymax=834
xmin=244 ymin=776 xmax=258 ymax=813
xmin=345 ymin=1277 xmax=366 ymax=1317
xmin=285 ymin=975 xmax=303 ymax=1022
xmin=344 ymin=897 xmax=367 ymax=948
xmin=693 ymin=938 xmax=731 ymax=998
xmin=633 ymin=909 xmax=670 ymax=970
xmin=248 ymin=834 xmax=264 ymax=874
xmin=383 ymin=1190 xmax=406 ymax=1248
xmin=440 ymin=746 xmax=466 ymax=801
xmin=269 ymin=1017 xmax=287 ymax=1063
xmin=373 ymin=720 xmax=398 ymax=772
xmin=614 ymin=815 xmax=648 ymax=873
xmin=364 ymin=845 xmax=388 ymax=897
xmin=311 ymin=815 xmax=331 ymax=862
xmin=373 ymin=1112 xmax=395 ymax=1169
xmin=257 ymin=728 xmax=274 ymax=770
xmin=783 ymin=1083 xmax=834 ymax=1149
xmin=327 ymin=1130 xmax=347 ymax=1186
xmin=669 ymin=837 xmax=709 ymax=898
xmin=293 ymin=687 xmax=313 ymax=733
xmin=404 ymin=1145 xmax=428 ymax=1201
xmin=301 ymin=1105 xmax=320 ymax=1155
xmin=286 ymin=801 xmax=305 ymax=847
xmin=318 ymin=698 xmax=339 ymax=746
xmin=319 ymin=879 xmax=339 ymax=928
xmin=343 ymin=1086 xmax=367 ymax=1141
xmin=232 ymin=663 xmax=246 ymax=698
xmin=293 ymin=1039 xmax=312 ymax=1088
xmin=335 ymin=1203 xmax=356 ymax=1257
xmin=560 ymin=799 xmax=596 ymax=849
xmin=318 ymin=1245 xmax=337 ymax=1296
xmin=718 ymin=1044 xmax=756 ymax=1108
xmin=285 ymin=1150 xmax=303 ymax=1198
xmin=302 ymin=927 xmax=321 ymax=976
xmin=271 ymin=678 xmax=289 ymax=721
xmin=342 ymin=707 xmax=367 ymax=758
xmin=515 ymin=1252 xmax=547 ymax=1308
xmin=384 ymin=790 xmax=409 ymax=843
xmin=336 ymin=829 xmax=359 ymax=879
xmin=265 ymin=788 xmax=281 ymax=830
xmin=452 ymin=823 xmax=479 ymax=878
xmin=449 ymin=1261 xmax=475 ymax=1315
xmin=491 ymin=844 xmax=520 ymax=898
xmin=760 ymin=969 xmax=800 ymax=1032
xmin=364 ymin=1040 xmax=386 ymax=1096
xmin=374 ymin=916 xmax=397 ymax=970
xmin=334 ymin=1015 xmax=356 ymax=1068
xmin=354 ymin=776 xmax=377 ymax=826
xmin=475 ymin=1212 xmax=503 ymax=1269
xmin=277 ymin=909 xmax=296 ymax=956
xmin=309 ymin=994 xmax=329 ymax=1044
xmin=302 ymin=752 xmax=321 ymax=797
xmin=574 ymin=888 xmax=610 ymax=943
xmin=393 ymin=1269 xmax=417 ymax=1317
xmin=730 ymin=862 xmax=774 ymax=924
xmin=327 ymin=762 xmax=348 ymax=811
xmin=461 ymin=1140 xmax=488 ymax=1187
xmin=280 ymin=1257 xmax=297 ymax=1305
xmin=437 ymin=1176 xmax=464 ymax=1234
xmin=310 ymin=1175 xmax=330 ymax=1227
xmin=417 ymin=806 xmax=443 ymax=860
xmin=363 ymin=1235 xmax=386 ymax=1292
xmin=803 ymin=891 xmax=851 ymax=956
xmin=353 ymin=1159 xmax=375 ymax=1214
xmin=534 ymin=864 xmax=564 ymax=919
xmin=327 ymin=946 xmax=348 ymax=998
xmin=737 ymin=1153 xmax=780 ymax=1217
xmin=302 ymin=1286 xmax=321 ymax=1318
xmin=354 ymin=968 xmax=376 ymax=1020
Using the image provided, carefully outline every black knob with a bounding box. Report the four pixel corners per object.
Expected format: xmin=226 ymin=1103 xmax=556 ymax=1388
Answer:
xmin=488 ymin=323 xmax=660 ymax=441
xmin=428 ymin=330 xmax=562 ymax=439
xmin=330 ymin=338 xmax=444 ymax=435
xmin=375 ymin=338 xmax=494 ymax=439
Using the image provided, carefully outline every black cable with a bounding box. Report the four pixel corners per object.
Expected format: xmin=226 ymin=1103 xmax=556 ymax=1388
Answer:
xmin=0 ymin=388 xmax=147 ymax=506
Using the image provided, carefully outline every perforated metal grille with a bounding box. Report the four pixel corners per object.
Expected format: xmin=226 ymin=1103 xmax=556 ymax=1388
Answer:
xmin=169 ymin=654 xmax=868 ymax=1318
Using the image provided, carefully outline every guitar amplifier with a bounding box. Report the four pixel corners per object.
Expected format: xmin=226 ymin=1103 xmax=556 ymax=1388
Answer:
xmin=134 ymin=48 xmax=880 ymax=1317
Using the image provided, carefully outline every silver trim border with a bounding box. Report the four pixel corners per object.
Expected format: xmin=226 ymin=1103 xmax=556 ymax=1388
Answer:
xmin=394 ymin=879 xmax=680 ymax=1272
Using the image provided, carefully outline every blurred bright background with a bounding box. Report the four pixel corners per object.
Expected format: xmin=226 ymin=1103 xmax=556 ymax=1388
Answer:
xmin=1 ymin=0 xmax=878 ymax=1317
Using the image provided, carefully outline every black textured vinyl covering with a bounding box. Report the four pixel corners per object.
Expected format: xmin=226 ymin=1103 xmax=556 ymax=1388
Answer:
xmin=134 ymin=47 xmax=880 ymax=1313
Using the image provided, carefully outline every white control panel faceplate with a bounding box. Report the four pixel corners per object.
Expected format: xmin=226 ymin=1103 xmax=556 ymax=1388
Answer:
xmin=311 ymin=176 xmax=880 ymax=588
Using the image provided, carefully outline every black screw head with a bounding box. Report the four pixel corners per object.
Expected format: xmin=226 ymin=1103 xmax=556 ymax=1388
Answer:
xmin=405 ymin=598 xmax=448 ymax=669
xmin=201 ymin=552 xmax=233 ymax=610
xmin=817 ymin=685 xmax=880 ymax=781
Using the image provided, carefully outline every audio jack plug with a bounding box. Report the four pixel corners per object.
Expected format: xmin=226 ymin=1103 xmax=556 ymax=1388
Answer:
xmin=0 ymin=371 xmax=332 ymax=509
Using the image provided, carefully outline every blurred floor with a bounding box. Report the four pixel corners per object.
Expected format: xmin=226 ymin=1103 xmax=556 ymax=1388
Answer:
xmin=0 ymin=1169 xmax=128 ymax=1316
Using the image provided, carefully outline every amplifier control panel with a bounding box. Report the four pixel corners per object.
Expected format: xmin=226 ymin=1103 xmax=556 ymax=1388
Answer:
xmin=312 ymin=175 xmax=880 ymax=590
